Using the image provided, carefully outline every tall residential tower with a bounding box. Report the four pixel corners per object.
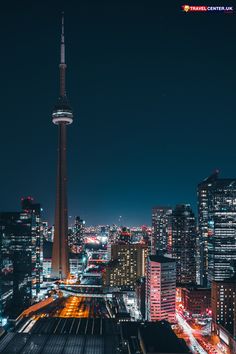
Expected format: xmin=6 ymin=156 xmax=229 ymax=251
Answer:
xmin=172 ymin=204 xmax=196 ymax=285
xmin=151 ymin=206 xmax=172 ymax=255
xmin=51 ymin=14 xmax=73 ymax=279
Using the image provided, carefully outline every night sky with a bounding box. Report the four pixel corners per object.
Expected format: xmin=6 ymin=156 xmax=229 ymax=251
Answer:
xmin=1 ymin=1 xmax=236 ymax=225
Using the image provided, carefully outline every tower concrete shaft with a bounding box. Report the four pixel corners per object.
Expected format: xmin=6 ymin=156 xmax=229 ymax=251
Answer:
xmin=51 ymin=14 xmax=73 ymax=279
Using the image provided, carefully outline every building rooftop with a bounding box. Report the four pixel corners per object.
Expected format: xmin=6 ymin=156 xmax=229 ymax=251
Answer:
xmin=0 ymin=319 xmax=120 ymax=354
xmin=121 ymin=321 xmax=190 ymax=354
xmin=149 ymin=255 xmax=176 ymax=263
xmin=140 ymin=322 xmax=190 ymax=353
xmin=199 ymin=171 xmax=236 ymax=187
xmin=178 ymin=284 xmax=211 ymax=291
xmin=0 ymin=319 xmax=190 ymax=354
xmin=213 ymin=274 xmax=236 ymax=284
xmin=0 ymin=332 xmax=116 ymax=354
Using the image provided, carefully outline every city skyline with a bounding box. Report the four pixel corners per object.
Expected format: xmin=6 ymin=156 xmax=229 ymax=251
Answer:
xmin=1 ymin=3 xmax=236 ymax=352
xmin=1 ymin=1 xmax=236 ymax=225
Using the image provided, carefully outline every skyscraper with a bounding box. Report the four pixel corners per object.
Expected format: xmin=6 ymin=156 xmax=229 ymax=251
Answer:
xmin=21 ymin=197 xmax=43 ymax=295
xmin=146 ymin=255 xmax=176 ymax=323
xmin=172 ymin=204 xmax=196 ymax=285
xmin=198 ymin=172 xmax=236 ymax=286
xmin=198 ymin=171 xmax=219 ymax=286
xmin=151 ymin=206 xmax=172 ymax=255
xmin=51 ymin=14 xmax=73 ymax=279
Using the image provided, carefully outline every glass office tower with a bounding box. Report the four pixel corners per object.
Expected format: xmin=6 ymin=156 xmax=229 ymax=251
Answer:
xmin=198 ymin=171 xmax=236 ymax=286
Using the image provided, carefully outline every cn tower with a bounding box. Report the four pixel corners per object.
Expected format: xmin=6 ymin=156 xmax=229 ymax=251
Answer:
xmin=51 ymin=14 xmax=73 ymax=279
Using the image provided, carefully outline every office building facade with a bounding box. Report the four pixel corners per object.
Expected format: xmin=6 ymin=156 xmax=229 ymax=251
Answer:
xmin=146 ymin=255 xmax=176 ymax=323
xmin=198 ymin=171 xmax=236 ymax=285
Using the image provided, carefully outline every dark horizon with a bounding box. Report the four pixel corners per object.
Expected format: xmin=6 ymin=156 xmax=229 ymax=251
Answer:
xmin=1 ymin=1 xmax=235 ymax=225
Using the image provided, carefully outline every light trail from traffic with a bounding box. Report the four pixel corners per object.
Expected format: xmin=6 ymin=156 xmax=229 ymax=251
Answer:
xmin=176 ymin=313 xmax=207 ymax=354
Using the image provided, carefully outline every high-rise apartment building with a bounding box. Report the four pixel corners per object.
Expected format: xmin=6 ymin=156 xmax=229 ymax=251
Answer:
xmin=172 ymin=204 xmax=196 ymax=285
xmin=151 ymin=206 xmax=172 ymax=255
xmin=198 ymin=171 xmax=236 ymax=286
xmin=104 ymin=241 xmax=147 ymax=289
xmin=146 ymin=255 xmax=176 ymax=323
xmin=211 ymin=276 xmax=236 ymax=353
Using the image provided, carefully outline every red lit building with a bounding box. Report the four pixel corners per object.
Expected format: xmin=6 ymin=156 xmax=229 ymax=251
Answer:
xmin=146 ymin=255 xmax=176 ymax=323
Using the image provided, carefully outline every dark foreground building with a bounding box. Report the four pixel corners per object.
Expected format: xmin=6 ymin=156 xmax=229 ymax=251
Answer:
xmin=0 ymin=318 xmax=190 ymax=354
xmin=121 ymin=321 xmax=190 ymax=354
xmin=0 ymin=212 xmax=32 ymax=320
xmin=0 ymin=198 xmax=43 ymax=321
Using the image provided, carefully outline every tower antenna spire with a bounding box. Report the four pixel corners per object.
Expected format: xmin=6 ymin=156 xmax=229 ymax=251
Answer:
xmin=59 ymin=12 xmax=66 ymax=97
xmin=61 ymin=12 xmax=65 ymax=64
